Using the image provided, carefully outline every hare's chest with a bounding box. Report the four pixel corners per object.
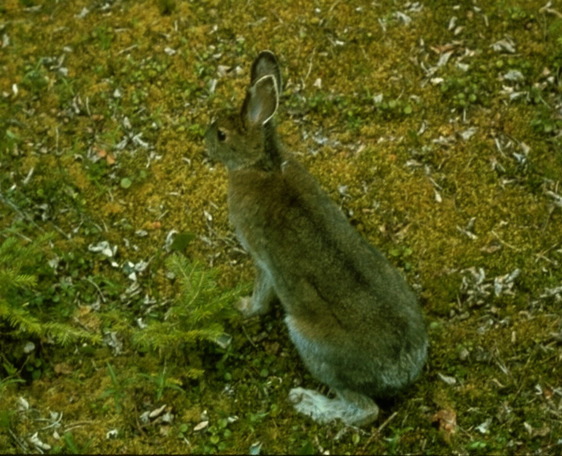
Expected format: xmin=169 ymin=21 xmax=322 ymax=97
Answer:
xmin=228 ymin=197 xmax=274 ymax=248
xmin=232 ymin=221 xmax=268 ymax=258
xmin=229 ymin=205 xmax=276 ymax=272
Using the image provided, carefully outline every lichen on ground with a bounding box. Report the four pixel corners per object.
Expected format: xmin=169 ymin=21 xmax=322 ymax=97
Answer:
xmin=1 ymin=0 xmax=561 ymax=454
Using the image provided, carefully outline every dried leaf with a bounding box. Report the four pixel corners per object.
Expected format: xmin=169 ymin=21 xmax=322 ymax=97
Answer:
xmin=194 ymin=420 xmax=209 ymax=431
xmin=432 ymin=408 xmax=457 ymax=434
xmin=54 ymin=363 xmax=73 ymax=375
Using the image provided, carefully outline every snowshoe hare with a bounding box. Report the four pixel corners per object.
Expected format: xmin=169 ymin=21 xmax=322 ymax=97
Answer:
xmin=205 ymin=51 xmax=428 ymax=426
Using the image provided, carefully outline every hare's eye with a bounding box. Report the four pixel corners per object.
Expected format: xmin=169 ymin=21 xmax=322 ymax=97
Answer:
xmin=217 ymin=129 xmax=227 ymax=142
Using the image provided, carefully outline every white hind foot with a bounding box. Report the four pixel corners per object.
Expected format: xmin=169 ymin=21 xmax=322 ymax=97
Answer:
xmin=289 ymin=387 xmax=379 ymax=426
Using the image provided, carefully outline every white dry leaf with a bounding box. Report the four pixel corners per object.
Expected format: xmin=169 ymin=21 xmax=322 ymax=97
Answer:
xmin=493 ymin=269 xmax=520 ymax=297
xmin=437 ymin=372 xmax=457 ymax=385
xmin=405 ymin=159 xmax=423 ymax=168
xmin=143 ymin=294 xmax=157 ymax=306
xmin=476 ymin=418 xmax=492 ymax=434
xmin=88 ymin=241 xmax=117 ymax=258
xmin=139 ymin=411 xmax=151 ymax=424
xmin=461 ymin=267 xmax=491 ymax=305
xmin=48 ymin=256 xmax=60 ymax=270
xmin=457 ymin=226 xmax=472 ymax=241
xmin=433 ymin=135 xmax=456 ymax=146
xmin=124 ymin=281 xmax=141 ymax=297
xmin=456 ymin=62 xmax=469 ymax=72
xmin=132 ymin=133 xmax=149 ymax=148
xmin=453 ymin=26 xmax=465 ymax=36
xmin=491 ymin=38 xmax=516 ymax=53
xmin=508 ymin=90 xmax=527 ymax=101
xmin=115 ymin=136 xmax=128 ymax=150
xmin=149 ymin=404 xmax=167 ymax=419
xmin=503 ymin=69 xmax=524 ymax=82
xmin=394 ymin=11 xmax=412 ymax=25
xmin=29 ymin=433 xmax=51 ymax=451
xmin=545 ymin=190 xmax=562 ymax=208
xmin=217 ymin=65 xmax=230 ymax=77
xmin=459 ymin=127 xmax=477 ymax=141
xmin=214 ymin=333 xmax=232 ymax=349
xmin=448 ymin=16 xmax=457 ymax=30
xmin=512 ymin=152 xmax=527 ymax=165
xmin=193 ymin=420 xmax=209 ymax=432
xmin=164 ymin=229 xmax=179 ymax=251
xmin=75 ymin=7 xmax=89 ymax=19
xmin=103 ymin=331 xmax=123 ymax=355
xmin=18 ymin=396 xmax=30 ymax=411
xmin=457 ymin=217 xmax=477 ymax=240
xmin=208 ymin=78 xmax=217 ymax=94
xmin=133 ymin=260 xmax=149 ymax=273
xmin=162 ymin=411 xmax=174 ymax=424
xmin=23 ymin=341 xmax=36 ymax=354
xmin=520 ymin=142 xmax=530 ymax=155
xmin=49 ymin=410 xmax=62 ymax=426
xmin=249 ymin=441 xmax=263 ymax=455
xmin=407 ymin=2 xmax=423 ymax=13
xmin=437 ymin=51 xmax=454 ymax=68
xmin=338 ymin=185 xmax=349 ymax=197
xmin=540 ymin=286 xmax=562 ymax=299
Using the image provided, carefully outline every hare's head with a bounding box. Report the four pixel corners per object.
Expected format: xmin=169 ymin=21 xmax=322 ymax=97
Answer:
xmin=206 ymin=51 xmax=283 ymax=171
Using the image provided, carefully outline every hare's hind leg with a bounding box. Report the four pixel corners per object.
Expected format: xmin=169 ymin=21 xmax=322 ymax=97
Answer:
xmin=289 ymin=387 xmax=379 ymax=426
xmin=236 ymin=266 xmax=276 ymax=318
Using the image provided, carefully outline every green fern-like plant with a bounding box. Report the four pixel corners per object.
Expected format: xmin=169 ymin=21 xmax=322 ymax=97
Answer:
xmin=133 ymin=254 xmax=244 ymax=375
xmin=0 ymin=234 xmax=100 ymax=347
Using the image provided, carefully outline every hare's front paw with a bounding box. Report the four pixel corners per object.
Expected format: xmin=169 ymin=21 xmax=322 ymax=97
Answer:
xmin=234 ymin=296 xmax=264 ymax=319
xmin=235 ymin=294 xmax=272 ymax=318
xmin=235 ymin=296 xmax=253 ymax=317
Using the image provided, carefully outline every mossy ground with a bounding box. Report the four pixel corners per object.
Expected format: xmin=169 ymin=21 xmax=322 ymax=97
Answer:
xmin=1 ymin=0 xmax=561 ymax=454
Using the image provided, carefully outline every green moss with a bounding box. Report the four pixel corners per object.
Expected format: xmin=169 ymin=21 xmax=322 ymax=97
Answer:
xmin=0 ymin=0 xmax=560 ymax=453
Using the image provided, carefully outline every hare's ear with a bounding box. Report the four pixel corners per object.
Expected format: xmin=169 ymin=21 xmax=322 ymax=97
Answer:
xmin=241 ymin=75 xmax=279 ymax=128
xmin=251 ymin=50 xmax=282 ymax=94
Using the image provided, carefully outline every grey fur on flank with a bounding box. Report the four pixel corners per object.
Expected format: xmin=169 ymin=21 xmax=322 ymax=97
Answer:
xmin=205 ymin=51 xmax=428 ymax=426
